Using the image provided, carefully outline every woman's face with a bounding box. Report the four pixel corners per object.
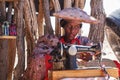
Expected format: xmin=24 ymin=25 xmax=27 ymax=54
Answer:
xmin=64 ymin=22 xmax=80 ymax=41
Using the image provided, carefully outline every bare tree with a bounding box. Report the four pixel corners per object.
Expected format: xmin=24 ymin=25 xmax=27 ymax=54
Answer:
xmin=89 ymin=0 xmax=106 ymax=43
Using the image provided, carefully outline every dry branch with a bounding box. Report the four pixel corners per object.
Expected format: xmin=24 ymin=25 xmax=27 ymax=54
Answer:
xmin=37 ymin=0 xmax=44 ymax=36
xmin=43 ymin=0 xmax=54 ymax=35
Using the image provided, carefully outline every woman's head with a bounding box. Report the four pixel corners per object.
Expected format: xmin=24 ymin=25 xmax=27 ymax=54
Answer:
xmin=60 ymin=19 xmax=82 ymax=41
xmin=60 ymin=19 xmax=82 ymax=28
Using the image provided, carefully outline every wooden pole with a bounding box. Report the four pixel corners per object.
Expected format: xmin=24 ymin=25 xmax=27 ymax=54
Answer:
xmin=89 ymin=0 xmax=106 ymax=43
xmin=38 ymin=0 xmax=44 ymax=36
xmin=64 ymin=0 xmax=72 ymax=8
xmin=0 ymin=1 xmax=8 ymax=80
xmin=0 ymin=40 xmax=8 ymax=80
xmin=13 ymin=0 xmax=25 ymax=80
xmin=79 ymin=0 xmax=86 ymax=9
xmin=7 ymin=39 xmax=16 ymax=80
xmin=7 ymin=2 xmax=13 ymax=22
xmin=42 ymin=0 xmax=54 ymax=35
xmin=0 ymin=1 xmax=6 ymax=18
xmin=52 ymin=0 xmax=61 ymax=37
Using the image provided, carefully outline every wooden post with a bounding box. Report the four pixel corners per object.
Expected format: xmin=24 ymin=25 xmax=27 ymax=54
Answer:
xmin=13 ymin=0 xmax=25 ymax=80
xmin=0 ymin=40 xmax=8 ymax=80
xmin=52 ymin=0 xmax=61 ymax=37
xmin=38 ymin=0 xmax=44 ymax=36
xmin=43 ymin=0 xmax=54 ymax=35
xmin=0 ymin=1 xmax=8 ymax=80
xmin=7 ymin=2 xmax=13 ymax=22
xmin=23 ymin=0 xmax=38 ymax=58
xmin=0 ymin=1 xmax=6 ymax=18
xmin=79 ymin=0 xmax=86 ymax=9
xmin=64 ymin=0 xmax=72 ymax=8
xmin=8 ymin=39 xmax=16 ymax=80
xmin=89 ymin=0 xmax=106 ymax=43
xmin=74 ymin=0 xmax=79 ymax=8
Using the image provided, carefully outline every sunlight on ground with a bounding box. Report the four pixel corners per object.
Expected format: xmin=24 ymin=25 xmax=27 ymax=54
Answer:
xmin=102 ymin=34 xmax=118 ymax=61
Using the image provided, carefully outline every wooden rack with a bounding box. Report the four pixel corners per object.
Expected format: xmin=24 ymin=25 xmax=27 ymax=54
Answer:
xmin=0 ymin=0 xmax=14 ymax=1
xmin=0 ymin=36 xmax=16 ymax=39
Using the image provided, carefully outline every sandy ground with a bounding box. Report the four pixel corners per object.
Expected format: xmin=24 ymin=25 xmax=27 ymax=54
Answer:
xmin=102 ymin=34 xmax=119 ymax=61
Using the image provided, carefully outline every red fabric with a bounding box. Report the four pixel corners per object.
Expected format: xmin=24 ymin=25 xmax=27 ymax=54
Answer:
xmin=59 ymin=37 xmax=80 ymax=44
xmin=113 ymin=60 xmax=120 ymax=76
xmin=44 ymin=54 xmax=53 ymax=80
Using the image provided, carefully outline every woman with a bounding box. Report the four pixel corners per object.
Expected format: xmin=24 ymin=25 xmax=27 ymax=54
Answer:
xmin=59 ymin=19 xmax=92 ymax=69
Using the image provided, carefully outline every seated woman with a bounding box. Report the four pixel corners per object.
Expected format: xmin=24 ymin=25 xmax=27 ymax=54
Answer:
xmin=59 ymin=19 xmax=93 ymax=70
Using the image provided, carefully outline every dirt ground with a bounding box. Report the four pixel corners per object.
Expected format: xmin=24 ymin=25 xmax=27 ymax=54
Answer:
xmin=102 ymin=34 xmax=119 ymax=62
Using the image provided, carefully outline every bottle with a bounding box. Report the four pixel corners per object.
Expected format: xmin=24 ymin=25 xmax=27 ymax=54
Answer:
xmin=9 ymin=23 xmax=16 ymax=36
xmin=3 ymin=21 xmax=10 ymax=36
